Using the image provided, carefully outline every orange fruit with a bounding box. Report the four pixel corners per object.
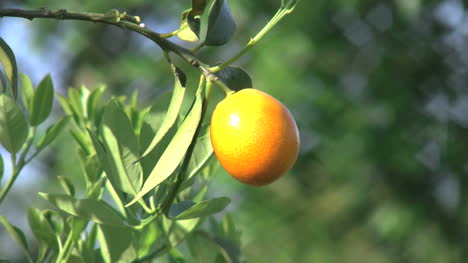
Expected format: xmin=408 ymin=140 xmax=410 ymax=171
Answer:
xmin=210 ymin=88 xmax=300 ymax=186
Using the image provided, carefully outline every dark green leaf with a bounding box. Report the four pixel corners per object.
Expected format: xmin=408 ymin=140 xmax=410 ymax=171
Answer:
xmin=170 ymin=197 xmax=230 ymax=220
xmin=57 ymin=175 xmax=75 ymax=196
xmin=192 ymin=0 xmax=208 ymax=15
xmin=141 ymin=67 xmax=186 ymax=158
xmin=205 ymin=0 xmax=236 ymax=46
xmin=36 ymin=116 xmax=71 ymax=149
xmin=101 ymin=99 xmax=142 ymax=195
xmin=97 ymin=224 xmax=137 ymax=263
xmin=0 ymin=216 xmax=33 ymax=263
xmin=20 ymin=73 xmax=33 ymax=111
xmin=39 ymin=193 xmax=125 ymax=226
xmin=215 ymin=66 xmax=252 ymax=92
xmin=126 ymin=93 xmax=203 ymax=207
xmin=29 ymin=74 xmax=54 ymax=126
xmin=0 ymin=94 xmax=28 ymax=153
xmin=0 ymin=37 xmax=18 ymax=99
xmin=27 ymin=208 xmax=58 ymax=250
xmin=0 ymin=154 xmax=3 ymax=181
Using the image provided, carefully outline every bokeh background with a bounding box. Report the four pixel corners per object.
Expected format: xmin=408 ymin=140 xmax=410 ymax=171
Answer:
xmin=1 ymin=0 xmax=468 ymax=262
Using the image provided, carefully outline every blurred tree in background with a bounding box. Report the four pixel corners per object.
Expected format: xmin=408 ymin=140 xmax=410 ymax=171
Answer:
xmin=1 ymin=0 xmax=468 ymax=262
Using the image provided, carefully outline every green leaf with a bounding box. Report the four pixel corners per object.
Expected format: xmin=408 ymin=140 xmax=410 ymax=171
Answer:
xmin=57 ymin=175 xmax=75 ymax=196
xmin=29 ymin=74 xmax=54 ymax=126
xmin=0 ymin=154 xmax=3 ymax=181
xmin=215 ymin=66 xmax=252 ymax=92
xmin=0 ymin=37 xmax=18 ymax=100
xmin=205 ymin=0 xmax=237 ymax=46
xmin=187 ymin=232 xmax=219 ymax=263
xmin=169 ymin=197 xmax=230 ymax=220
xmin=87 ymin=85 xmax=105 ymax=121
xmin=27 ymin=208 xmax=58 ymax=250
xmin=100 ymin=99 xmax=142 ymax=195
xmin=0 ymin=216 xmax=33 ymax=263
xmin=0 ymin=94 xmax=28 ymax=153
xmin=178 ymin=9 xmax=201 ymax=42
xmin=136 ymin=220 xmax=163 ymax=256
xmin=20 ymin=73 xmax=33 ymax=112
xmin=97 ymin=224 xmax=137 ymax=263
xmin=39 ymin=193 xmax=125 ymax=226
xmin=36 ymin=116 xmax=71 ymax=149
xmin=126 ymin=93 xmax=203 ymax=207
xmin=186 ymin=124 xmax=214 ymax=180
xmin=192 ymin=0 xmax=208 ymax=15
xmin=141 ymin=67 xmax=186 ymax=158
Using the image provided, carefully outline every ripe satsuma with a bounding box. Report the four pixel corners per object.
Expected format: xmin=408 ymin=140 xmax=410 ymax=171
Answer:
xmin=210 ymin=88 xmax=300 ymax=186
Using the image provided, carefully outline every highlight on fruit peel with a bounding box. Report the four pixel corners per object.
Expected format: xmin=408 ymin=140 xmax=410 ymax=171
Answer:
xmin=210 ymin=88 xmax=300 ymax=186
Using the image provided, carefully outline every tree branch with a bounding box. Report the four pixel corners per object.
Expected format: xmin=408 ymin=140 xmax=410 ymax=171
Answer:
xmin=0 ymin=8 xmax=207 ymax=68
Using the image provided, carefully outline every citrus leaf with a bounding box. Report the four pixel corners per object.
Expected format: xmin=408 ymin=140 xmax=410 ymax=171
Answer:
xmin=205 ymin=0 xmax=236 ymax=46
xmin=0 ymin=37 xmax=18 ymax=100
xmin=29 ymin=74 xmax=54 ymax=126
xmin=215 ymin=66 xmax=252 ymax=92
xmin=187 ymin=232 xmax=219 ymax=263
xmin=187 ymin=124 xmax=213 ymax=180
xmin=20 ymin=73 xmax=33 ymax=112
xmin=178 ymin=9 xmax=201 ymax=42
xmin=101 ymin=99 xmax=142 ymax=195
xmin=0 ymin=94 xmax=28 ymax=153
xmin=0 ymin=154 xmax=3 ymax=181
xmin=36 ymin=116 xmax=71 ymax=149
xmin=27 ymin=208 xmax=58 ymax=250
xmin=169 ymin=197 xmax=230 ymax=220
xmin=97 ymin=224 xmax=137 ymax=263
xmin=57 ymin=175 xmax=75 ymax=196
xmin=0 ymin=216 xmax=33 ymax=263
xmin=87 ymin=85 xmax=105 ymax=121
xmin=192 ymin=0 xmax=208 ymax=15
xmin=140 ymin=67 xmax=186 ymax=158
xmin=39 ymin=193 xmax=125 ymax=226
xmin=126 ymin=93 xmax=203 ymax=207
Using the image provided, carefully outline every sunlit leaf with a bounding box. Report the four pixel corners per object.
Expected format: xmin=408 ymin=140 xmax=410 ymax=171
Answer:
xmin=0 ymin=37 xmax=18 ymax=100
xmin=178 ymin=9 xmax=201 ymax=42
xmin=141 ymin=66 xmax=186 ymax=158
xmin=126 ymin=93 xmax=203 ymax=207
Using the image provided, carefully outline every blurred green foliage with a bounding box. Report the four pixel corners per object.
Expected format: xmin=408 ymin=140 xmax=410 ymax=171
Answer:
xmin=1 ymin=0 xmax=468 ymax=262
